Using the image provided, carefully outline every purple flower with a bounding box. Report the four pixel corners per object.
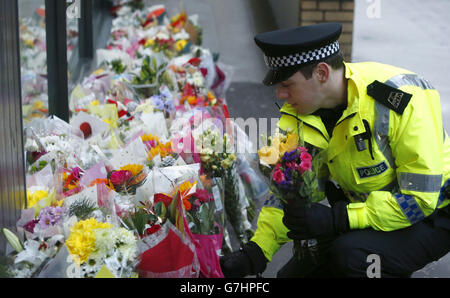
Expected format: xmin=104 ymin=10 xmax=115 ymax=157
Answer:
xmin=38 ymin=214 xmax=52 ymax=229
xmin=37 ymin=206 xmax=63 ymax=229
xmin=283 ymin=167 xmax=292 ymax=180
xmin=281 ymin=149 xmax=298 ymax=163
xmin=164 ymin=100 xmax=175 ymax=112
xmin=150 ymin=95 xmax=165 ymax=110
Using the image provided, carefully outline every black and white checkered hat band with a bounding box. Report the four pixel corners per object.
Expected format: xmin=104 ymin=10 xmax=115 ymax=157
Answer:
xmin=264 ymin=41 xmax=340 ymax=69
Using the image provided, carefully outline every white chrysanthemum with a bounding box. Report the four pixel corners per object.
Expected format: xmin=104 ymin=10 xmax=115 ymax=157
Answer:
xmin=192 ymin=72 xmax=204 ymax=87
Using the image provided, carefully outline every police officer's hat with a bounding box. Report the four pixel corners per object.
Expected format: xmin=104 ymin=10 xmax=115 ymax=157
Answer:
xmin=254 ymin=22 xmax=342 ymax=86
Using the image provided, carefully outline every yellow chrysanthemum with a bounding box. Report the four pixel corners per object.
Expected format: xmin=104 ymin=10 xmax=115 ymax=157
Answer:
xmin=120 ymin=164 xmax=144 ymax=177
xmin=66 ymin=218 xmax=112 ymax=265
xmin=90 ymin=100 xmax=100 ymax=106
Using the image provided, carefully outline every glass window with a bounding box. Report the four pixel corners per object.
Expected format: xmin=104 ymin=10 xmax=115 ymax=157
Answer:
xmin=18 ymin=0 xmax=48 ymax=123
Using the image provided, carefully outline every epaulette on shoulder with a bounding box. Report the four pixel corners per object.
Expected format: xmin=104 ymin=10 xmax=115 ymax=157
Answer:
xmin=367 ymin=80 xmax=412 ymax=115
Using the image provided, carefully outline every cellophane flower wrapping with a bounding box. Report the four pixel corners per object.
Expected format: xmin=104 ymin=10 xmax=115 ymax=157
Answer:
xmin=182 ymin=176 xmax=225 ymax=278
xmin=193 ymin=125 xmax=254 ymax=249
xmin=8 ymin=1 xmax=257 ymax=278
xmin=137 ymin=220 xmax=200 ymax=278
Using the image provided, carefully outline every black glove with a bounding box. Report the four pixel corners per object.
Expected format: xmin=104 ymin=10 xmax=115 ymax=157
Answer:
xmin=220 ymin=241 xmax=268 ymax=278
xmin=325 ymin=180 xmax=349 ymax=207
xmin=282 ymin=200 xmax=350 ymax=240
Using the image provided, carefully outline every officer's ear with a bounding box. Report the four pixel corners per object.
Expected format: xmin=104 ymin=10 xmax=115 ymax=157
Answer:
xmin=313 ymin=62 xmax=330 ymax=83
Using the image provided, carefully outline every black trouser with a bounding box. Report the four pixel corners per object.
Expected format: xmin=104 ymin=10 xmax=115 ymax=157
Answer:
xmin=277 ymin=207 xmax=450 ymax=278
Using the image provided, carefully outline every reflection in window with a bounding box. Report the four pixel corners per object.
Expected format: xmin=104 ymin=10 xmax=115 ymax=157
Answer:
xmin=19 ymin=1 xmax=48 ymax=122
xmin=18 ymin=1 xmax=79 ymax=123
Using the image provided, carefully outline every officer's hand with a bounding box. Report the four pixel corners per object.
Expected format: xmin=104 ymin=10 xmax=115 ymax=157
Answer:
xmin=325 ymin=180 xmax=349 ymax=207
xmin=220 ymin=241 xmax=268 ymax=278
xmin=282 ymin=200 xmax=349 ymax=240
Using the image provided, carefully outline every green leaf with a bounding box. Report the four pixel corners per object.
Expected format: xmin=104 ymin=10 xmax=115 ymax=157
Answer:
xmin=69 ymin=198 xmax=98 ymax=220
xmin=154 ymin=201 xmax=166 ymax=220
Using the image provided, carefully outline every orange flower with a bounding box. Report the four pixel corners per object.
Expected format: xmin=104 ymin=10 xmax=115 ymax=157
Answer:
xmin=187 ymin=96 xmax=198 ymax=105
xmin=88 ymin=178 xmax=115 ymax=191
xmin=88 ymin=178 xmax=109 ymax=187
xmin=182 ymin=198 xmax=191 ymax=211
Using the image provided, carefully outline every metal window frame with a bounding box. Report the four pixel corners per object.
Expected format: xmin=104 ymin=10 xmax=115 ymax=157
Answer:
xmin=45 ymin=0 xmax=69 ymax=122
xmin=0 ymin=0 xmax=26 ymax=256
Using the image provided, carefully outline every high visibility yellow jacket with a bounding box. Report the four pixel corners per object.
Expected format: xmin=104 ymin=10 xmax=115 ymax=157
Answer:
xmin=251 ymin=62 xmax=450 ymax=261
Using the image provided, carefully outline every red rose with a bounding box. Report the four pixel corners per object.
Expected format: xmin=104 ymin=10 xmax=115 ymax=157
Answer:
xmin=79 ymin=122 xmax=92 ymax=139
xmin=145 ymin=224 xmax=161 ymax=236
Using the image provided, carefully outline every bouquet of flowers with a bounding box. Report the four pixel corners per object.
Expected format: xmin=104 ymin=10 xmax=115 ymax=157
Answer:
xmin=134 ymin=181 xmax=201 ymax=278
xmin=195 ymin=128 xmax=254 ymax=248
xmin=107 ymin=164 xmax=147 ymax=195
xmin=65 ymin=218 xmax=138 ymax=278
xmin=130 ymin=55 xmax=172 ymax=98
xmin=258 ymin=128 xmax=325 ymax=261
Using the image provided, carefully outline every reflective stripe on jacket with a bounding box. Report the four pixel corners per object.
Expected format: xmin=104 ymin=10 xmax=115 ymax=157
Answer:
xmin=251 ymin=61 xmax=450 ymax=261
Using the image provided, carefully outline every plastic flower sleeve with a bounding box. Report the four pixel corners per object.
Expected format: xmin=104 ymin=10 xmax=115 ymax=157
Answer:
xmin=69 ymin=111 xmax=110 ymax=140
xmin=109 ymin=136 xmax=148 ymax=169
xmin=137 ymin=220 xmax=200 ymax=278
xmin=211 ymin=62 xmax=234 ymax=100
xmin=69 ymin=85 xmax=97 ymax=111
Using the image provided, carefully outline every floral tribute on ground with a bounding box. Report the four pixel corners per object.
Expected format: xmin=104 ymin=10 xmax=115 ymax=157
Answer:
xmin=1 ymin=0 xmax=268 ymax=278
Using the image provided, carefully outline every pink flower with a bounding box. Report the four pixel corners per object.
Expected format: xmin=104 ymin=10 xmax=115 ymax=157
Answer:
xmin=299 ymin=160 xmax=312 ymax=173
xmin=272 ymin=169 xmax=286 ymax=183
xmin=110 ymin=170 xmax=132 ymax=186
xmin=72 ymin=167 xmax=83 ymax=179
xmin=298 ymin=146 xmax=308 ymax=153
xmin=300 ymin=151 xmax=312 ymax=162
xmin=193 ymin=189 xmax=213 ymax=203
xmin=286 ymin=161 xmax=297 ymax=170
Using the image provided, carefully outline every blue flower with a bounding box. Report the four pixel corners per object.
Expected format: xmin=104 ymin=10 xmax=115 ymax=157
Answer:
xmin=150 ymin=95 xmax=164 ymax=110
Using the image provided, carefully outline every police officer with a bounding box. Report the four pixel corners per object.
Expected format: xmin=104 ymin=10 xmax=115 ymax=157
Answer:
xmin=220 ymin=23 xmax=450 ymax=277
